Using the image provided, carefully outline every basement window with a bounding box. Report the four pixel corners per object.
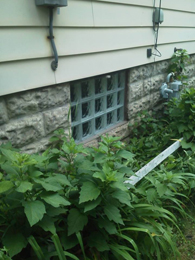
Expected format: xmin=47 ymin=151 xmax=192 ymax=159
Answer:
xmin=70 ymin=71 xmax=125 ymax=142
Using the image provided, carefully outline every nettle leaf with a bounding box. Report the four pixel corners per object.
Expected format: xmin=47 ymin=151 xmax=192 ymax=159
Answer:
xmin=78 ymin=160 xmax=99 ymax=172
xmin=117 ymin=150 xmax=135 ymax=160
xmin=98 ymin=218 xmax=118 ymax=234
xmin=23 ymin=200 xmax=46 ymax=226
xmin=0 ymin=148 xmax=18 ymax=162
xmin=67 ymin=209 xmax=88 ymax=236
xmin=41 ymin=193 xmax=70 ymax=207
xmin=117 ymin=166 xmax=134 ymax=175
xmin=61 ymin=233 xmax=78 ymax=250
xmin=181 ymin=140 xmax=192 ymax=149
xmin=46 ymin=174 xmax=71 ymax=187
xmin=84 ymin=196 xmax=102 ymax=212
xmin=93 ymin=171 xmax=106 ymax=182
xmin=93 ymin=152 xmax=105 ymax=164
xmin=16 ymin=181 xmax=33 ymax=193
xmin=33 ymin=179 xmax=62 ymax=191
xmin=47 ymin=207 xmax=67 ymax=217
xmin=79 ymin=182 xmax=101 ymax=204
xmin=146 ymin=188 xmax=158 ymax=203
xmin=0 ymin=181 xmax=14 ymax=193
xmin=59 ymin=159 xmax=69 ymax=169
xmin=104 ymin=204 xmax=124 ymax=225
xmin=110 ymin=180 xmax=128 ymax=191
xmin=29 ymin=170 xmax=43 ymax=178
xmin=38 ymin=215 xmax=56 ymax=234
xmin=88 ymin=231 xmax=109 ymax=252
xmin=156 ymin=183 xmax=168 ymax=197
xmin=112 ymin=190 xmax=131 ymax=207
xmin=178 ymin=124 xmax=187 ymax=133
xmin=2 ymin=229 xmax=27 ymax=257
xmin=1 ymin=164 xmax=19 ymax=178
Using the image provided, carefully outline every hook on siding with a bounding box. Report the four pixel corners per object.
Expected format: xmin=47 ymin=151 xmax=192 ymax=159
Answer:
xmin=48 ymin=7 xmax=58 ymax=71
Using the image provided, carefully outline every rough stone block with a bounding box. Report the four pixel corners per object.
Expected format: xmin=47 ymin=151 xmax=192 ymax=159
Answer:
xmin=140 ymin=64 xmax=156 ymax=79
xmin=188 ymin=76 xmax=195 ymax=87
xmin=127 ymin=80 xmax=144 ymax=102
xmin=129 ymin=67 xmax=142 ymax=83
xmin=37 ymin=84 xmax=70 ymax=110
xmin=156 ymin=60 xmax=169 ymax=74
xmin=190 ymin=54 xmax=195 ymax=63
xmin=143 ymin=74 xmax=165 ymax=95
xmin=43 ymin=106 xmax=70 ymax=135
xmin=6 ymin=84 xmax=70 ymax=119
xmin=6 ymin=92 xmax=39 ymax=119
xmin=0 ymin=99 xmax=8 ymax=125
xmin=185 ymin=65 xmax=195 ymax=78
xmin=127 ymin=95 xmax=151 ymax=120
xmin=0 ymin=114 xmax=45 ymax=148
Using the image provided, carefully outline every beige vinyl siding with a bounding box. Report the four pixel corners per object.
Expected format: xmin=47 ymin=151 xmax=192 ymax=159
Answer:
xmin=0 ymin=0 xmax=195 ymax=96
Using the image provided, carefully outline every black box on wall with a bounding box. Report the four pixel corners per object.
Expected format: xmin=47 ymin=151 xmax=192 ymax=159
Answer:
xmin=35 ymin=0 xmax=67 ymax=7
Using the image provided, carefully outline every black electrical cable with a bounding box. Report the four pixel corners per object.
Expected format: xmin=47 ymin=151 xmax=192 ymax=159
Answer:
xmin=152 ymin=0 xmax=162 ymax=57
xmin=48 ymin=7 xmax=58 ymax=71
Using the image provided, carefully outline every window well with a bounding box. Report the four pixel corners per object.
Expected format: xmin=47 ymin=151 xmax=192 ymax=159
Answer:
xmin=70 ymin=71 xmax=125 ymax=141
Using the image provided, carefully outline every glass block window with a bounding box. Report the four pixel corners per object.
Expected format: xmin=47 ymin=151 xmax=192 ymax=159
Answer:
xmin=70 ymin=71 xmax=125 ymax=141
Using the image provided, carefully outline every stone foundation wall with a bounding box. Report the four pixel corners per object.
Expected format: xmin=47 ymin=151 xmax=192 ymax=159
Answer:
xmin=0 ymin=55 xmax=195 ymax=152
xmin=127 ymin=55 xmax=195 ymax=124
xmin=0 ymin=84 xmax=70 ymax=153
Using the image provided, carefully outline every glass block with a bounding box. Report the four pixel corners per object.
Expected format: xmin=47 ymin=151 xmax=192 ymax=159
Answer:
xmin=95 ymin=98 xmax=102 ymax=113
xmin=117 ymin=108 xmax=121 ymax=121
xmin=71 ymin=105 xmax=77 ymax=122
xmin=72 ymin=126 xmax=78 ymax=140
xmin=82 ymin=102 xmax=90 ymax=118
xmin=81 ymin=81 xmax=90 ymax=98
xmin=82 ymin=121 xmax=91 ymax=137
xmin=107 ymin=94 xmax=114 ymax=109
xmin=71 ymin=72 xmax=125 ymax=142
xmin=107 ymin=76 xmax=113 ymax=91
xmin=118 ymin=91 xmax=124 ymax=105
xmin=118 ymin=73 xmax=122 ymax=88
xmin=107 ymin=112 xmax=113 ymax=125
xmin=71 ymin=85 xmax=77 ymax=102
xmin=95 ymin=116 xmax=103 ymax=130
xmin=95 ymin=78 xmax=103 ymax=94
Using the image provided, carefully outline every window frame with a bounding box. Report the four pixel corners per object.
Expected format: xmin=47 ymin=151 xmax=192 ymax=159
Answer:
xmin=70 ymin=71 xmax=125 ymax=142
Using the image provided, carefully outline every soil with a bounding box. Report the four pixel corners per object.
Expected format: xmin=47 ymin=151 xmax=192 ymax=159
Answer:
xmin=171 ymin=206 xmax=195 ymax=260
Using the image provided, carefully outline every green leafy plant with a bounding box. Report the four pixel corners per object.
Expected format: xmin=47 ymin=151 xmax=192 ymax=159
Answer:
xmin=167 ymin=49 xmax=190 ymax=83
xmin=2 ymin=87 xmax=195 ymax=260
xmin=0 ymin=131 xmax=185 ymax=260
xmin=128 ymin=110 xmax=171 ymax=169
xmin=166 ymin=87 xmax=195 ymax=150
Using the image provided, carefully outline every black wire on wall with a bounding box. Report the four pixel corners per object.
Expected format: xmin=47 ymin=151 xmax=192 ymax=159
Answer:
xmin=152 ymin=0 xmax=162 ymax=57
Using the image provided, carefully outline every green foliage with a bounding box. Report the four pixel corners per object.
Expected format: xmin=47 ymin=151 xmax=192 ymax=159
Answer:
xmin=128 ymin=110 xmax=171 ymax=168
xmin=0 ymin=125 xmax=195 ymax=260
xmin=166 ymin=87 xmax=195 ymax=150
xmin=128 ymin=87 xmax=195 ymax=168
xmin=167 ymin=49 xmax=190 ymax=83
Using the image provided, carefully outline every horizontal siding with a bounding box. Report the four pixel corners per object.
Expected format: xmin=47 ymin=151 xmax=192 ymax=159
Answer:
xmin=1 ymin=0 xmax=195 ymax=27
xmin=95 ymin=0 xmax=195 ymax=12
xmin=0 ymin=59 xmax=56 ymax=96
xmin=0 ymin=0 xmax=94 ymax=27
xmin=1 ymin=41 xmax=195 ymax=97
xmin=0 ymin=0 xmax=195 ymax=95
xmin=1 ymin=27 xmax=195 ymax=63
xmin=92 ymin=2 xmax=195 ymax=27
xmin=55 ymin=42 xmax=195 ymax=84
